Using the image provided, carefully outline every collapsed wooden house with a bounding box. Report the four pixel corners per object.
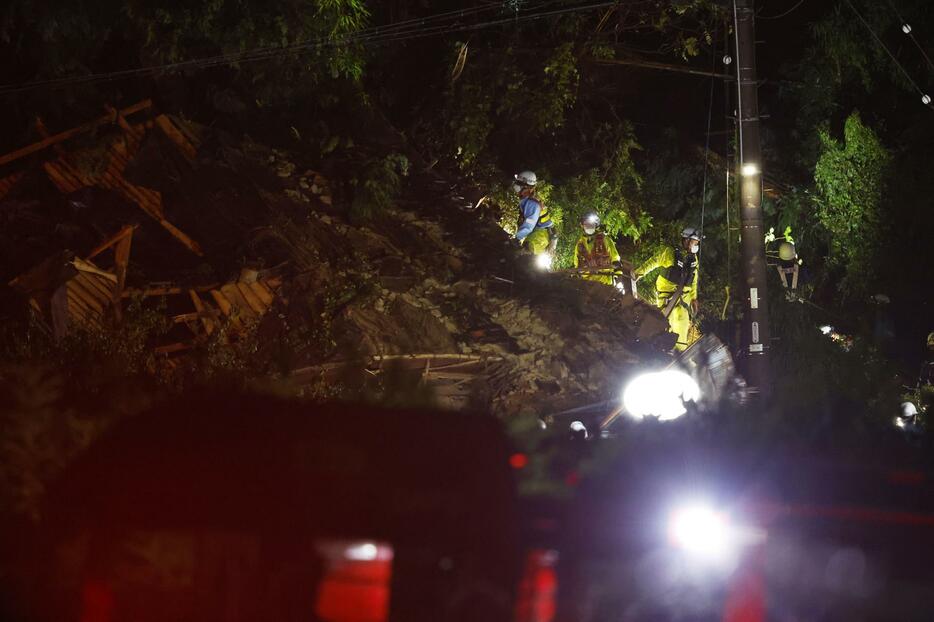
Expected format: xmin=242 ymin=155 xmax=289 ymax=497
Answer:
xmin=2 ymin=101 xmax=283 ymax=356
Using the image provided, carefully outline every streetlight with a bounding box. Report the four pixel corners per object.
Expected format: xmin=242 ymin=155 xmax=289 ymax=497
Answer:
xmin=740 ymin=162 xmax=760 ymax=177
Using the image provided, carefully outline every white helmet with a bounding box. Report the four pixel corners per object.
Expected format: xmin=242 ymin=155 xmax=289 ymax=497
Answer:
xmin=580 ymin=212 xmax=600 ymax=227
xmin=681 ymin=227 xmax=701 ymax=241
xmin=514 ymin=171 xmax=538 ymax=187
xmin=901 ymin=402 xmax=919 ymax=418
xmin=778 ymin=241 xmax=796 ymax=261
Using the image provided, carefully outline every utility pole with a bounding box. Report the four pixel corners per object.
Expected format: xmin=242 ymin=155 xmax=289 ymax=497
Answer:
xmin=732 ymin=0 xmax=771 ymax=400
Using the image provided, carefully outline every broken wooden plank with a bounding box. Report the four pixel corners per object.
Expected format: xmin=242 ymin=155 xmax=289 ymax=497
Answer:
xmin=154 ymin=342 xmax=191 ymax=355
xmin=43 ymin=161 xmax=84 ymax=193
xmin=235 ymin=282 xmax=267 ymax=314
xmin=188 ymin=290 xmax=215 ymax=335
xmin=219 ymin=283 xmax=253 ymax=317
xmin=209 ymin=289 xmax=246 ymax=332
xmin=79 ymin=273 xmax=116 ymax=301
xmin=248 ymin=281 xmax=275 ymax=306
xmin=121 ymin=283 xmax=220 ymax=298
xmin=67 ymin=278 xmax=106 ymax=315
xmin=155 ymin=114 xmax=198 ymax=160
xmin=107 ymin=104 xmax=146 ymax=143
xmin=64 ymin=286 xmax=100 ymax=321
xmin=172 ymin=310 xmax=220 ymax=324
xmin=72 ymin=257 xmax=118 ymax=282
xmin=0 ymin=100 xmax=152 ymax=167
xmin=86 ymin=224 xmax=138 ymax=259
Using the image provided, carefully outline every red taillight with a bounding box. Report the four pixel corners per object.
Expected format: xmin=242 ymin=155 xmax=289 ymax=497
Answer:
xmin=314 ymin=542 xmax=393 ymax=622
xmin=510 ymin=453 xmax=529 ymax=469
xmin=515 ymin=549 xmax=558 ymax=622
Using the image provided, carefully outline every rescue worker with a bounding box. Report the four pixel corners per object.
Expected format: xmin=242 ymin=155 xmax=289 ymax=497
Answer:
xmin=776 ymin=241 xmax=800 ymax=291
xmin=634 ymin=227 xmax=701 ymax=351
xmin=512 ymin=171 xmax=557 ymax=256
xmin=573 ymin=212 xmax=620 ymax=285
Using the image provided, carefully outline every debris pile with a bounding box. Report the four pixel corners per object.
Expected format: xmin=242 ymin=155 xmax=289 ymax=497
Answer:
xmin=0 ymin=102 xmax=676 ymax=417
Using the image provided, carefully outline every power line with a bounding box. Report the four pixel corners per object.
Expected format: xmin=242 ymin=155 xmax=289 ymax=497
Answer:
xmin=0 ymin=3 xmax=506 ymax=95
xmin=0 ymin=1 xmax=616 ymax=96
xmin=698 ymin=22 xmax=718 ymax=264
xmin=884 ymin=0 xmax=934 ymax=76
xmin=758 ymin=0 xmax=807 ymax=20
xmin=842 ymin=0 xmax=933 ymax=110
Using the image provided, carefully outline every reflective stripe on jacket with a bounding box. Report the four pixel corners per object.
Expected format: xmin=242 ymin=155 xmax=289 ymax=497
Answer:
xmin=515 ymin=196 xmax=553 ymax=241
xmin=573 ymin=233 xmax=620 ymax=269
xmin=636 ymin=246 xmax=699 ymax=304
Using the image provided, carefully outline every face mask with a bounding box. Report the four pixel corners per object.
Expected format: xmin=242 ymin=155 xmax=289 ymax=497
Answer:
xmin=690 ymin=243 xmax=699 ymax=254
xmin=583 ymin=226 xmax=596 ymax=235
xmin=512 ymin=183 xmax=523 ymax=194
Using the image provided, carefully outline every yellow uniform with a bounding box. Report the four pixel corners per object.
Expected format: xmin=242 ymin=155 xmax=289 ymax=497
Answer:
xmin=636 ymin=246 xmax=700 ymax=351
xmin=573 ymin=233 xmax=620 ymax=285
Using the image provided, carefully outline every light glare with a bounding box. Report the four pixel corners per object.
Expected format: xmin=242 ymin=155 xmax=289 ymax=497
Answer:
xmin=740 ymin=163 xmax=760 ymax=177
xmin=622 ymin=370 xmax=700 ymax=420
xmin=669 ymin=504 xmax=730 ymax=557
xmin=345 ymin=542 xmax=379 ymax=561
xmin=535 ymin=252 xmax=553 ymax=271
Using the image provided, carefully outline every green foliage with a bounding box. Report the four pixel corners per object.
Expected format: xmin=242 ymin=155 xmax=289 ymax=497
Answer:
xmin=549 ymin=132 xmax=651 ymax=268
xmin=350 ymin=152 xmax=409 ymax=221
xmin=0 ymin=0 xmax=370 ymax=131
xmin=446 ymin=77 xmax=495 ymax=172
xmin=530 ymin=42 xmax=580 ymax=133
xmin=768 ymin=288 xmax=903 ymax=433
xmin=0 ymin=299 xmax=169 ymax=380
xmin=491 ymin=128 xmax=651 ymax=270
xmin=814 ymin=112 xmax=891 ymax=298
xmin=125 ymin=0 xmax=369 ymax=78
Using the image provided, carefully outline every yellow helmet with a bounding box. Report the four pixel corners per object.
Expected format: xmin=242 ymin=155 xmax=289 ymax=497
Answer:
xmin=778 ymin=241 xmax=796 ymax=261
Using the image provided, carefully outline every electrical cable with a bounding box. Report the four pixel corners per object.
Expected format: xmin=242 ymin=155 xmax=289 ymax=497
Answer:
xmin=0 ymin=3 xmax=505 ymax=94
xmin=884 ymin=0 xmax=934 ymax=76
xmin=0 ymin=0 xmax=616 ymax=96
xmin=697 ymin=23 xmax=718 ymax=265
xmin=842 ymin=0 xmax=933 ymax=109
xmin=757 ymin=0 xmax=807 ymax=20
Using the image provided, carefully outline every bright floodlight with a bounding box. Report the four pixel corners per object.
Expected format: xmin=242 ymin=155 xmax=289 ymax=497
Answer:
xmin=535 ymin=252 xmax=553 ymax=271
xmin=345 ymin=542 xmax=379 ymax=561
xmin=819 ymin=324 xmax=833 ymax=335
xmin=668 ymin=503 xmax=731 ymax=559
xmin=622 ymin=370 xmax=700 ymax=420
xmin=740 ymin=162 xmax=760 ymax=177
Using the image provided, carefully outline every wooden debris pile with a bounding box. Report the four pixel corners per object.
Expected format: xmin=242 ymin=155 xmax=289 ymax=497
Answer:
xmin=136 ymin=268 xmax=285 ymax=357
xmin=2 ymin=102 xmax=285 ymax=359
xmin=1 ymin=101 xmax=676 ymax=414
xmin=292 ymin=353 xmax=505 ymax=410
xmin=0 ymin=100 xmax=203 ymax=255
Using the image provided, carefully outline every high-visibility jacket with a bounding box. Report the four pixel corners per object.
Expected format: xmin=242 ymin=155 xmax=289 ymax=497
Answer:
xmin=636 ymin=245 xmax=700 ymax=351
xmin=573 ymin=232 xmax=620 ymax=285
xmin=515 ymin=196 xmax=553 ymax=242
xmin=636 ymin=245 xmax=699 ymax=306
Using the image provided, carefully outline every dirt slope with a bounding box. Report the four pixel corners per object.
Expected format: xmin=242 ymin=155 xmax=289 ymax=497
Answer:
xmin=0 ymin=120 xmax=675 ymax=418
